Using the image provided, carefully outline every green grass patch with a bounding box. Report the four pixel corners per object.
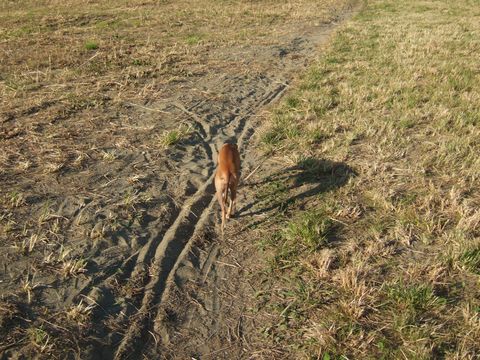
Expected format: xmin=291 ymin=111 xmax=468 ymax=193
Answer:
xmin=261 ymin=112 xmax=300 ymax=150
xmin=84 ymin=41 xmax=99 ymax=50
xmin=185 ymin=33 xmax=203 ymax=45
xmin=265 ymin=206 xmax=336 ymax=271
xmin=459 ymin=246 xmax=480 ymax=274
xmin=385 ymin=283 xmax=446 ymax=321
xmin=158 ymin=123 xmax=193 ymax=148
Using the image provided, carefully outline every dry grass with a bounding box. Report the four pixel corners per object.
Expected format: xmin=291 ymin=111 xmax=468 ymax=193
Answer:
xmin=1 ymin=0 xmax=344 ymax=115
xmin=255 ymin=0 xmax=480 ymax=358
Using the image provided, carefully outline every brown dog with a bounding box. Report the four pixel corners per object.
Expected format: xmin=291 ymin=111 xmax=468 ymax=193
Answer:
xmin=214 ymin=143 xmax=240 ymax=234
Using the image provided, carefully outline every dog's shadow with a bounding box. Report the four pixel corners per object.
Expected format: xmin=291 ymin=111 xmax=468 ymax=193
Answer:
xmin=237 ymin=157 xmax=356 ymax=219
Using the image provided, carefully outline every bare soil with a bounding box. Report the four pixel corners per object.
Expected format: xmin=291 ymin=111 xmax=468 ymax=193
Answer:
xmin=0 ymin=2 xmax=358 ymax=359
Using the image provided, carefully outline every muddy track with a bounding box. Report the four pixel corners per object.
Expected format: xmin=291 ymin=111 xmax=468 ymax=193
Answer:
xmin=114 ymin=71 xmax=290 ymax=360
xmin=106 ymin=8 xmax=359 ymax=360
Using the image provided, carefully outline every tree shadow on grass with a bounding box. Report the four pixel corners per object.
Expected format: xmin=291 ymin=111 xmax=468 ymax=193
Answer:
xmin=237 ymin=157 xmax=356 ymax=220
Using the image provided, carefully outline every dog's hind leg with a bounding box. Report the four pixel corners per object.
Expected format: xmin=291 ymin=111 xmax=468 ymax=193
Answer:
xmin=216 ymin=188 xmax=226 ymax=234
xmin=227 ymin=181 xmax=237 ymax=218
xmin=214 ymin=176 xmax=227 ymax=235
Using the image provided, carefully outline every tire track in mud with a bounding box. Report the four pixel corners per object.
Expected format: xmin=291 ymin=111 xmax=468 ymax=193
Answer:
xmin=112 ymin=7 xmax=358 ymax=359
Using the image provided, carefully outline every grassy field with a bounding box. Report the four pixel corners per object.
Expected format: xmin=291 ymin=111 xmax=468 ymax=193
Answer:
xmin=254 ymin=0 xmax=480 ymax=358
xmin=2 ymin=0 xmax=479 ymax=358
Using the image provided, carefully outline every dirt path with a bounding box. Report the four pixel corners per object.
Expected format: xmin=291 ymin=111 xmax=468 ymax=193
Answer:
xmin=112 ymin=8 xmax=359 ymax=360
xmin=0 ymin=3 xmax=358 ymax=359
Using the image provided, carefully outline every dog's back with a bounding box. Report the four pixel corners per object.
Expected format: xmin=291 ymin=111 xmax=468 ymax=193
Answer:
xmin=217 ymin=143 xmax=240 ymax=182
